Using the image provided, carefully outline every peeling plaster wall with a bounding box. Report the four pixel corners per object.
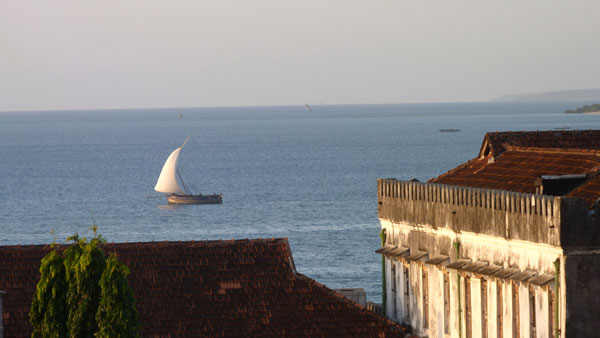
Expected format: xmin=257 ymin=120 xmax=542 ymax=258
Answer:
xmin=427 ymin=265 xmax=444 ymax=338
xmin=382 ymin=219 xmax=562 ymax=275
xmin=409 ymin=262 xmax=422 ymax=331
xmin=382 ymin=221 xmax=558 ymax=338
xmin=378 ymin=179 xmax=600 ymax=248
xmin=450 ymin=270 xmax=459 ymax=336
xmin=378 ymin=180 xmax=563 ymax=246
xmin=378 ymin=179 xmax=600 ymax=337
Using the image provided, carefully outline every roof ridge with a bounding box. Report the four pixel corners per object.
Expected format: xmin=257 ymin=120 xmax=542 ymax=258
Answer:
xmin=503 ymin=144 xmax=600 ymax=155
xmin=488 ymin=129 xmax=600 ymax=136
xmin=0 ymin=238 xmax=290 ymax=250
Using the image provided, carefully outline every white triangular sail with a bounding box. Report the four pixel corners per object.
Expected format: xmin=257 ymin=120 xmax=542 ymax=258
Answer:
xmin=154 ymin=147 xmax=186 ymax=194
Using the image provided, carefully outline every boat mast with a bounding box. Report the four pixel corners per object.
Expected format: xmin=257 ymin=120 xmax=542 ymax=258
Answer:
xmin=176 ymin=169 xmax=190 ymax=195
xmin=176 ymin=136 xmax=191 ymax=194
xmin=181 ymin=136 xmax=190 ymax=148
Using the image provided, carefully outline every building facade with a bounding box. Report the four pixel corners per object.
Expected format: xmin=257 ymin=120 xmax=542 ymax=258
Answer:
xmin=377 ymin=130 xmax=600 ymax=338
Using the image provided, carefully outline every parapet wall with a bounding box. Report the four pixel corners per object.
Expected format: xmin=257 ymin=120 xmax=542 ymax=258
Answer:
xmin=378 ymin=179 xmax=600 ymax=248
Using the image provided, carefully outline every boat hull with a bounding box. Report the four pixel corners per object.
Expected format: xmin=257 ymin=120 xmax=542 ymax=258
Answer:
xmin=167 ymin=194 xmax=222 ymax=204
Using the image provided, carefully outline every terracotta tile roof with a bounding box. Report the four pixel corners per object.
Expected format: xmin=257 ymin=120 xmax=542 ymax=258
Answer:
xmin=0 ymin=239 xmax=405 ymax=337
xmin=565 ymin=174 xmax=600 ymax=206
xmin=479 ymin=130 xmax=600 ymax=157
xmin=431 ymin=146 xmax=600 ymax=207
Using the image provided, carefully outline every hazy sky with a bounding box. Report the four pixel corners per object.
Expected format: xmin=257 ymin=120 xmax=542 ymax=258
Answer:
xmin=1 ymin=0 xmax=599 ymax=111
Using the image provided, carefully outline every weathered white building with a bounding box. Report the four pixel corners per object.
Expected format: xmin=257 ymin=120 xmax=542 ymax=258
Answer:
xmin=377 ymin=130 xmax=600 ymax=338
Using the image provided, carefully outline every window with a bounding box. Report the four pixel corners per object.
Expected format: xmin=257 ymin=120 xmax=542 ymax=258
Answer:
xmin=497 ymin=281 xmax=503 ymax=338
xmin=512 ymin=282 xmax=520 ymax=338
xmin=482 ymin=279 xmax=488 ymax=338
xmin=465 ymin=276 xmax=472 ymax=338
xmin=404 ymin=264 xmax=410 ymax=320
xmin=391 ymin=262 xmax=397 ymax=319
xmin=422 ymin=266 xmax=428 ymax=328
xmin=529 ymin=286 xmax=536 ymax=338
xmin=549 ymin=287 xmax=555 ymax=338
xmin=444 ymin=271 xmax=450 ymax=334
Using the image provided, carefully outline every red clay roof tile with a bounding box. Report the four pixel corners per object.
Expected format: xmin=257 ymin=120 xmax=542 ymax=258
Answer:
xmin=433 ymin=130 xmax=600 ymax=208
xmin=479 ymin=130 xmax=600 ymax=157
xmin=0 ymin=239 xmax=404 ymax=337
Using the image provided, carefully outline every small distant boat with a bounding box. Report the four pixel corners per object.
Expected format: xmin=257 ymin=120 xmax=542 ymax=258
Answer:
xmin=305 ymin=103 xmax=312 ymax=112
xmin=439 ymin=128 xmax=460 ymax=132
xmin=154 ymin=137 xmax=222 ymax=204
xmin=177 ymin=112 xmax=183 ymax=120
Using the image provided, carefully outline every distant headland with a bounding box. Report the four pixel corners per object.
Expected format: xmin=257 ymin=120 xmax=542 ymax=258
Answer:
xmin=565 ymin=103 xmax=600 ymax=114
xmin=492 ymin=88 xmax=600 ymax=102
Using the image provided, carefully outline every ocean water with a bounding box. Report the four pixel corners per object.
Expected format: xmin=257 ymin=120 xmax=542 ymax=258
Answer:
xmin=1 ymin=101 xmax=599 ymax=303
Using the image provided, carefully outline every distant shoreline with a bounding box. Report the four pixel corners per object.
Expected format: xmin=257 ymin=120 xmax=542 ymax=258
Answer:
xmin=494 ymin=88 xmax=600 ymax=102
xmin=565 ymin=103 xmax=600 ymax=114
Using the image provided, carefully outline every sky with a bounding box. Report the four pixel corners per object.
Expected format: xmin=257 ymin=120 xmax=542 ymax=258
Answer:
xmin=1 ymin=0 xmax=599 ymax=111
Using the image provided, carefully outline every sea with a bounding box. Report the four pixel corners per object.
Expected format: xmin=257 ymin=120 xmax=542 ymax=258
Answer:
xmin=1 ymin=101 xmax=599 ymax=303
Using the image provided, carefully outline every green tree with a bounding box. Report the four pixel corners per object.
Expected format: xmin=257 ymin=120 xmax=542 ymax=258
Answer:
xmin=96 ymin=254 xmax=140 ymax=338
xmin=64 ymin=232 xmax=107 ymax=338
xmin=30 ymin=250 xmax=69 ymax=338
xmin=30 ymin=229 xmax=139 ymax=338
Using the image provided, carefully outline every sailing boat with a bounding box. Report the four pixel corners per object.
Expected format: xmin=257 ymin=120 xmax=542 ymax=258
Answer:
xmin=304 ymin=103 xmax=312 ymax=112
xmin=154 ymin=137 xmax=222 ymax=204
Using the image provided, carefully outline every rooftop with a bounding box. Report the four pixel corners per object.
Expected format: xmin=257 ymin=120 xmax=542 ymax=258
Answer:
xmin=0 ymin=239 xmax=405 ymax=337
xmin=432 ymin=130 xmax=600 ymax=208
xmin=479 ymin=129 xmax=600 ymax=157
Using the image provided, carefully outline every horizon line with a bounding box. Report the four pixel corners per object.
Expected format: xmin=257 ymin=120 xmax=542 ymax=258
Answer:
xmin=6 ymin=98 xmax=597 ymax=114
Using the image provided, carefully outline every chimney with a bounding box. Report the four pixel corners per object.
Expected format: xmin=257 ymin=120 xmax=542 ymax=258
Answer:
xmin=0 ymin=290 xmax=5 ymax=338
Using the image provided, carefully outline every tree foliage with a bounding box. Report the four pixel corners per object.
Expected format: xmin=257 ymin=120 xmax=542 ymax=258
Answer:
xmin=96 ymin=254 xmax=140 ymax=338
xmin=64 ymin=232 xmax=107 ymax=337
xmin=565 ymin=103 xmax=600 ymax=114
xmin=30 ymin=250 xmax=68 ymax=338
xmin=30 ymin=229 xmax=139 ymax=338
